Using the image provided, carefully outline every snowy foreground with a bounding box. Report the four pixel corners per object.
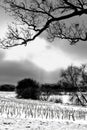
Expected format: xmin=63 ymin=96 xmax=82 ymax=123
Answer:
xmin=0 ymin=92 xmax=87 ymax=130
xmin=0 ymin=118 xmax=87 ymax=130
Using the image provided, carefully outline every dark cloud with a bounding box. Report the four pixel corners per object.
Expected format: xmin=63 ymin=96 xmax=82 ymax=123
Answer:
xmin=0 ymin=59 xmax=60 ymax=85
xmin=0 ymin=60 xmax=41 ymax=84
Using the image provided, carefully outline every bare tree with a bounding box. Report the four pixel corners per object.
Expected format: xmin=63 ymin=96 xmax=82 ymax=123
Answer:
xmin=60 ymin=65 xmax=81 ymax=88
xmin=60 ymin=65 xmax=87 ymax=106
xmin=0 ymin=0 xmax=87 ymax=48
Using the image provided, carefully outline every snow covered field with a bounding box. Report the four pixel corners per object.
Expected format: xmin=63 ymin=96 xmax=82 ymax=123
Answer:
xmin=0 ymin=92 xmax=87 ymax=130
xmin=1 ymin=118 xmax=87 ymax=130
xmin=0 ymin=92 xmax=16 ymax=99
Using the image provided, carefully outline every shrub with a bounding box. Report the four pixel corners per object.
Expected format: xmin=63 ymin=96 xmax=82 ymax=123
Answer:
xmin=39 ymin=92 xmax=49 ymax=101
xmin=16 ymin=78 xmax=40 ymax=99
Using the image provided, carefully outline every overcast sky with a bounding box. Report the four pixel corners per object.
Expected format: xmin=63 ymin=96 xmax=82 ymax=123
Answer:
xmin=0 ymin=5 xmax=87 ymax=85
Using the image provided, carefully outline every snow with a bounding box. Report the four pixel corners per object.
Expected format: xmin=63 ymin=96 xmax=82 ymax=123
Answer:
xmin=0 ymin=118 xmax=87 ymax=130
xmin=0 ymin=92 xmax=87 ymax=129
xmin=0 ymin=92 xmax=16 ymax=98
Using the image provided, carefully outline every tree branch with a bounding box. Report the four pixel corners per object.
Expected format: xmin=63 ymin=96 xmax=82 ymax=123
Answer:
xmin=1 ymin=0 xmax=87 ymax=47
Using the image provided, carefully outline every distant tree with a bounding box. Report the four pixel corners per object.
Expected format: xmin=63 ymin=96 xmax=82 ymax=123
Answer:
xmin=60 ymin=65 xmax=87 ymax=106
xmin=1 ymin=0 xmax=87 ymax=48
xmin=16 ymin=78 xmax=40 ymax=99
xmin=60 ymin=65 xmax=81 ymax=88
xmin=0 ymin=84 xmax=15 ymax=91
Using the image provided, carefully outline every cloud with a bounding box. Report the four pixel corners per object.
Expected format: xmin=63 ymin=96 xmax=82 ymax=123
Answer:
xmin=0 ymin=36 xmax=86 ymax=85
xmin=0 ymin=59 xmax=43 ymax=83
xmin=0 ymin=59 xmax=61 ymax=85
xmin=0 ymin=37 xmax=82 ymax=85
xmin=0 ymin=39 xmax=62 ymax=84
xmin=4 ymin=38 xmax=75 ymax=72
xmin=53 ymin=39 xmax=87 ymax=64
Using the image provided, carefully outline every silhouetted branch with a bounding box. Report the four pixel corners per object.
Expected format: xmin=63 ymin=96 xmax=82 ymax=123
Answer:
xmin=0 ymin=0 xmax=87 ymax=47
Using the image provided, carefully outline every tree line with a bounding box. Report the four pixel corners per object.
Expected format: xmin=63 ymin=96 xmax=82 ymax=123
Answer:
xmin=1 ymin=64 xmax=87 ymax=96
xmin=15 ymin=64 xmax=87 ymax=100
xmin=0 ymin=84 xmax=15 ymax=91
